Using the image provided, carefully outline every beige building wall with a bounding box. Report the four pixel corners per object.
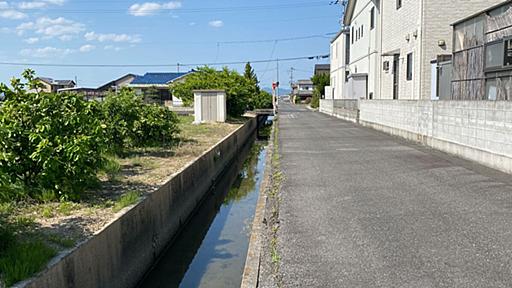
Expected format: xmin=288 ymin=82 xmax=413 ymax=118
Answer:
xmin=380 ymin=0 xmax=422 ymax=100
xmin=420 ymin=0 xmax=506 ymax=100
xmin=380 ymin=0 xmax=506 ymax=100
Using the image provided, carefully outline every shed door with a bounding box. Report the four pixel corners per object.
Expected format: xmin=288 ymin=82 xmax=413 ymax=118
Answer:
xmin=201 ymin=92 xmax=217 ymax=121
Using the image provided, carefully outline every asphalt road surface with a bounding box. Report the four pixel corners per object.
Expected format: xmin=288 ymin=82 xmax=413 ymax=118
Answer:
xmin=276 ymin=102 xmax=512 ymax=288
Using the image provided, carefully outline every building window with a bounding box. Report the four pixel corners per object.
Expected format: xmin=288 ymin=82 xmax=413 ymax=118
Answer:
xmin=361 ymin=25 xmax=364 ymax=38
xmin=406 ymin=53 xmax=413 ymax=81
xmin=396 ymin=0 xmax=402 ymax=9
xmin=352 ymin=27 xmax=354 ymax=44
xmin=345 ymin=34 xmax=350 ymax=65
xmin=370 ymin=7 xmax=375 ymax=30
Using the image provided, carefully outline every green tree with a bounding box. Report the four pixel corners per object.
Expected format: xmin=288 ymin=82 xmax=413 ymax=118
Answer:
xmin=244 ymin=62 xmax=260 ymax=90
xmin=311 ymin=73 xmax=330 ymax=109
xmin=0 ymin=70 xmax=107 ymax=200
xmin=170 ymin=66 xmax=260 ymax=117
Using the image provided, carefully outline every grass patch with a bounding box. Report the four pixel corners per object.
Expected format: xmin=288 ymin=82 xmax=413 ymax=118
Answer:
xmin=47 ymin=234 xmax=75 ymax=249
xmin=267 ymin=118 xmax=284 ymax=287
xmin=57 ymin=202 xmax=78 ymax=216
xmin=0 ymin=240 xmax=56 ymax=287
xmin=41 ymin=206 xmax=54 ymax=218
xmin=113 ymin=191 xmax=140 ymax=213
xmin=101 ymin=157 xmax=122 ymax=182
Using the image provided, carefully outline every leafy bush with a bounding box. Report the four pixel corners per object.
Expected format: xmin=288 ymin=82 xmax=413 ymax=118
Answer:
xmin=250 ymin=90 xmax=273 ymax=110
xmin=0 ymin=70 xmax=107 ymax=200
xmin=101 ymin=89 xmax=143 ymax=154
xmin=100 ymin=88 xmax=180 ymax=155
xmin=311 ymin=73 xmax=329 ymax=109
xmin=170 ymin=66 xmax=262 ymax=117
xmin=311 ymin=91 xmax=320 ymax=108
xmin=133 ymin=103 xmax=180 ymax=147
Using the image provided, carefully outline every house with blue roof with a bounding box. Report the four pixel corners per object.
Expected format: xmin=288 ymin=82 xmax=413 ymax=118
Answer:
xmin=128 ymin=71 xmax=193 ymax=106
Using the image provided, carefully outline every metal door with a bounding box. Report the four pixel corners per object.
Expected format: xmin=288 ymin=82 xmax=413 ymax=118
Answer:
xmin=393 ymin=54 xmax=400 ymax=100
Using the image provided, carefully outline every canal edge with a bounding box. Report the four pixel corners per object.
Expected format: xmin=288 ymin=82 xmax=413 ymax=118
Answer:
xmin=241 ymin=119 xmax=276 ymax=288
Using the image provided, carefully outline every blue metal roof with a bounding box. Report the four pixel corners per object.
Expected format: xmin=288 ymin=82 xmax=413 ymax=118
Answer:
xmin=130 ymin=72 xmax=190 ymax=85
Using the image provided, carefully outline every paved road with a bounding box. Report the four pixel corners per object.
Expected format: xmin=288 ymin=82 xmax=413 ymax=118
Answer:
xmin=277 ymin=102 xmax=512 ymax=288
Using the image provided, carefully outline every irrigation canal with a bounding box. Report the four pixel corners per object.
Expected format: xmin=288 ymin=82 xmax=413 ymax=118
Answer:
xmin=138 ymin=131 xmax=269 ymax=288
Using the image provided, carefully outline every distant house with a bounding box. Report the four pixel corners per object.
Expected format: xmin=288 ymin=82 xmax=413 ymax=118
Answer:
xmin=57 ymin=74 xmax=137 ymax=101
xmin=128 ymin=72 xmax=193 ymax=106
xmin=97 ymin=74 xmax=137 ymax=94
xmin=314 ymin=64 xmax=330 ymax=76
xmin=36 ymin=77 xmax=75 ymax=93
xmin=291 ymin=79 xmax=314 ymax=103
xmin=57 ymin=87 xmax=104 ymax=100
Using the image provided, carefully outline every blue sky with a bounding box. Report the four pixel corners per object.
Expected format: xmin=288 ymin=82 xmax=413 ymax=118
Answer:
xmin=0 ymin=0 xmax=342 ymax=89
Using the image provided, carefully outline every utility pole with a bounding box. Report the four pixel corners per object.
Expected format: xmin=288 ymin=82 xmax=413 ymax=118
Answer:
xmin=177 ymin=63 xmax=180 ymax=73
xmin=276 ymin=59 xmax=280 ymax=100
xmin=289 ymin=67 xmax=295 ymax=87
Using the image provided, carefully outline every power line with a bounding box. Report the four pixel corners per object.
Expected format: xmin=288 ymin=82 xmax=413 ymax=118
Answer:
xmin=259 ymin=41 xmax=278 ymax=80
xmin=0 ymin=54 xmax=330 ymax=68
xmin=127 ymin=32 xmax=336 ymax=46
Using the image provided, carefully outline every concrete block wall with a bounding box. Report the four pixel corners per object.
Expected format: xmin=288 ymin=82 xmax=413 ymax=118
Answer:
xmin=19 ymin=118 xmax=257 ymax=288
xmin=320 ymin=99 xmax=334 ymax=115
xmin=320 ymin=99 xmax=359 ymax=123
xmin=359 ymin=100 xmax=512 ymax=174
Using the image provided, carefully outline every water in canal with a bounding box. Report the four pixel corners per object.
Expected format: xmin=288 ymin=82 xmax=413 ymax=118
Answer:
xmin=139 ymin=140 xmax=268 ymax=288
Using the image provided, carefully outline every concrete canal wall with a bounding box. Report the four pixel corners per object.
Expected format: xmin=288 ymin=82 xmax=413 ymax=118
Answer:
xmin=18 ymin=118 xmax=257 ymax=288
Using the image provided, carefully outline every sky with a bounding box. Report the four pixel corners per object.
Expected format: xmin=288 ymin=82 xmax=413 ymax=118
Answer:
xmin=0 ymin=0 xmax=342 ymax=89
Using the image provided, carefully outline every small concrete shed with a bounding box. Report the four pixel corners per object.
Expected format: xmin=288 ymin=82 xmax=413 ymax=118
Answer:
xmin=193 ymin=90 xmax=227 ymax=123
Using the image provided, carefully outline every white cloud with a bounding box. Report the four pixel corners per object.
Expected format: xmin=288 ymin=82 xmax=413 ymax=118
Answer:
xmin=128 ymin=1 xmax=181 ymax=16
xmin=24 ymin=37 xmax=39 ymax=44
xmin=188 ymin=22 xmax=196 ymax=26
xmin=18 ymin=0 xmax=65 ymax=9
xmin=20 ymin=46 xmax=74 ymax=58
xmin=44 ymin=0 xmax=65 ymax=4
xmin=0 ymin=10 xmax=27 ymax=20
xmin=58 ymin=34 xmax=72 ymax=41
xmin=104 ymin=45 xmax=122 ymax=51
xmin=0 ymin=3 xmax=27 ymax=20
xmin=16 ymin=17 xmax=85 ymax=38
xmin=79 ymin=44 xmax=95 ymax=52
xmin=84 ymin=31 xmax=141 ymax=43
xmin=19 ymin=2 xmax=46 ymax=9
xmin=208 ymin=20 xmax=223 ymax=28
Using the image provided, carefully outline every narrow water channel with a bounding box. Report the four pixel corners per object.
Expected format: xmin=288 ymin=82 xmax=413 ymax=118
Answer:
xmin=138 ymin=139 xmax=268 ymax=288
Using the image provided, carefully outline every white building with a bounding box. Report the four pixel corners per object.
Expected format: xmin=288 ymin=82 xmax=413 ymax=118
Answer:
xmin=343 ymin=0 xmax=381 ymax=100
xmin=328 ymin=29 xmax=350 ymax=99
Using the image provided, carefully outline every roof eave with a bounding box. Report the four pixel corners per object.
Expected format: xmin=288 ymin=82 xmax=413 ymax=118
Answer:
xmin=343 ymin=0 xmax=356 ymax=26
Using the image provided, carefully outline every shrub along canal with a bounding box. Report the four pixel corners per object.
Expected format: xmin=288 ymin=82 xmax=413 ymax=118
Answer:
xmin=138 ymin=137 xmax=268 ymax=288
